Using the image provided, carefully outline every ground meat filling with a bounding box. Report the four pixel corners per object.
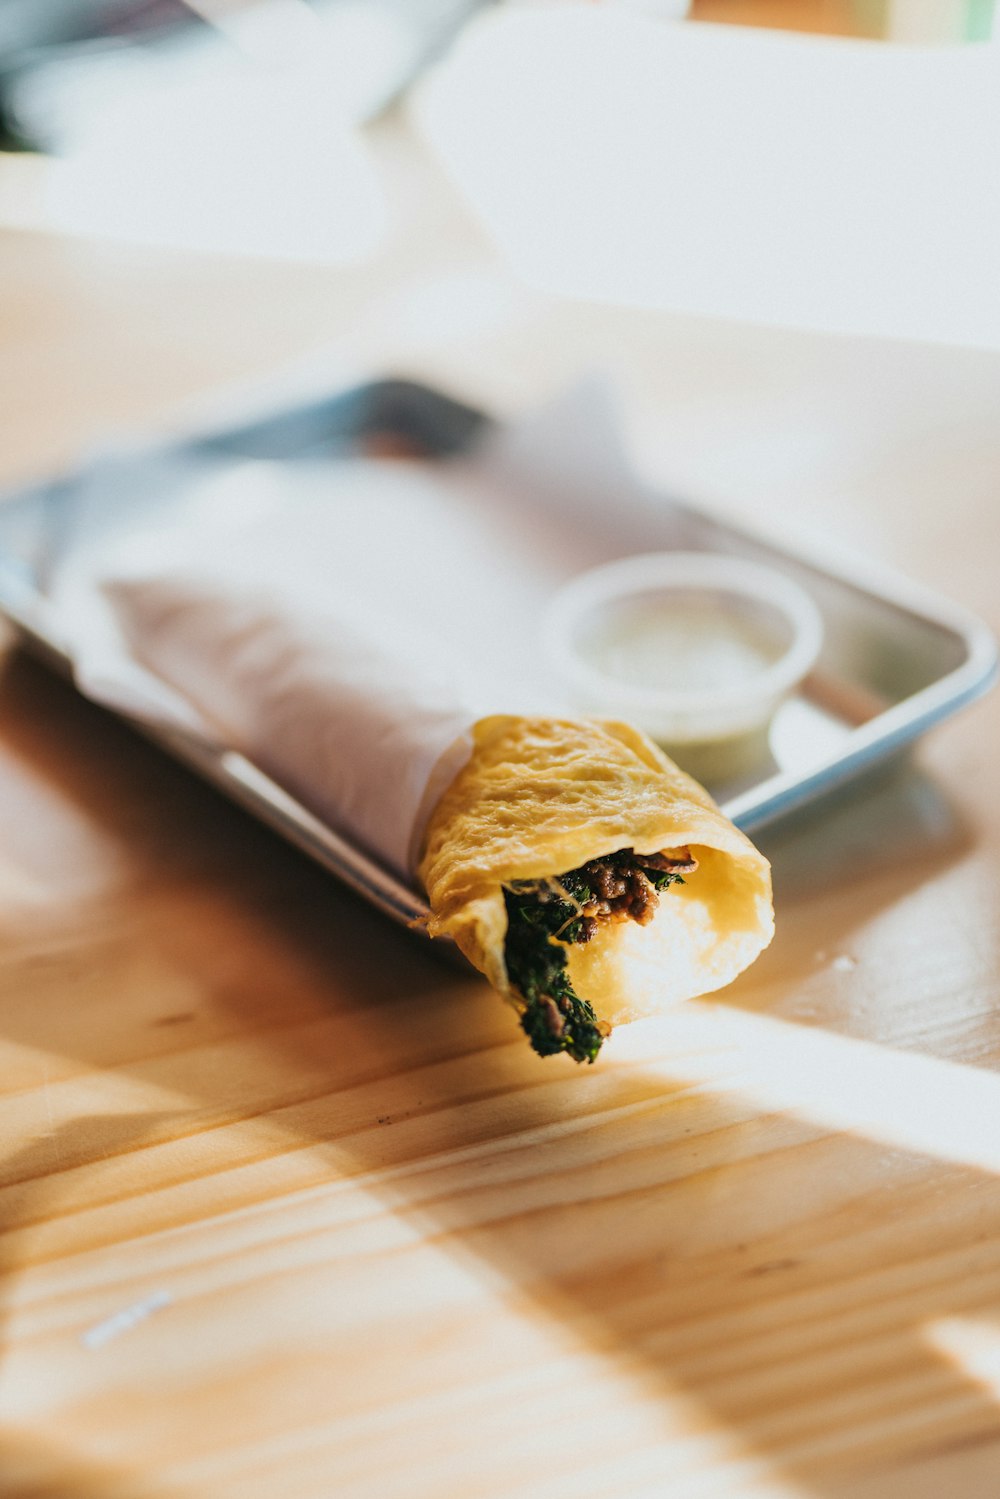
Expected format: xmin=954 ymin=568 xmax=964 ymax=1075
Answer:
xmin=571 ymin=849 xmax=699 ymax=941
xmin=502 ymin=846 xmax=698 ymax=1064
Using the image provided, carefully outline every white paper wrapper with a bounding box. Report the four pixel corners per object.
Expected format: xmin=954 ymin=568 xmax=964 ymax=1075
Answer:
xmin=49 ymin=458 xmax=501 ymax=877
xmin=103 ymin=572 xmax=482 ymax=876
xmin=45 ymin=385 xmax=674 ymax=877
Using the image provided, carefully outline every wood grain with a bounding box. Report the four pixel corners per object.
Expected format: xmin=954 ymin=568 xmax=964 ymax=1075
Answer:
xmin=2 ymin=89 xmax=1000 ymax=1499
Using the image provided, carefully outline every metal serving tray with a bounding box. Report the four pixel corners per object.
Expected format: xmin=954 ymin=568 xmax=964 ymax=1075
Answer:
xmin=0 ymin=376 xmax=994 ymax=931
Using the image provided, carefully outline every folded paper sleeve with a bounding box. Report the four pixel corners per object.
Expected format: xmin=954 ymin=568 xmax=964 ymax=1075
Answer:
xmin=96 ymin=574 xmax=480 ymax=877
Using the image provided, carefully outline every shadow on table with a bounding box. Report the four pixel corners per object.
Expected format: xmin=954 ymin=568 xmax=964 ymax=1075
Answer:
xmin=0 ymin=1425 xmax=174 ymax=1499
xmin=1 ymin=650 xmax=999 ymax=1497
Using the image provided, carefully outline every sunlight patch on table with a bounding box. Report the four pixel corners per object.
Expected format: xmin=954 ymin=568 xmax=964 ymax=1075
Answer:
xmin=924 ymin=1317 xmax=1000 ymax=1409
xmin=616 ymin=1002 xmax=1000 ymax=1176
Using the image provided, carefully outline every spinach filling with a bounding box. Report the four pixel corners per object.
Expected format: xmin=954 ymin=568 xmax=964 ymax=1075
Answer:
xmin=502 ymin=849 xmax=691 ymax=1064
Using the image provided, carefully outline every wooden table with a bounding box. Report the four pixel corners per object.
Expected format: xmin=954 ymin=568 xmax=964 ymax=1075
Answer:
xmin=3 ymin=93 xmax=1000 ymax=1499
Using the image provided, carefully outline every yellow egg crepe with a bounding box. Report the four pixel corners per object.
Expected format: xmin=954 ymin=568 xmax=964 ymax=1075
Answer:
xmin=418 ymin=714 xmax=773 ymax=1061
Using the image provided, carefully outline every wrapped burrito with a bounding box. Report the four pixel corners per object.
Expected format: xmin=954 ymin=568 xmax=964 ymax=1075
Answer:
xmin=55 ymin=558 xmax=773 ymax=1065
xmin=50 ymin=449 xmax=773 ymax=1064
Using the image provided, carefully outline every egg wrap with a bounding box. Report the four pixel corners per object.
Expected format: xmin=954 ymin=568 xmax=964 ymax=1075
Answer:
xmin=417 ymin=714 xmax=773 ymax=1028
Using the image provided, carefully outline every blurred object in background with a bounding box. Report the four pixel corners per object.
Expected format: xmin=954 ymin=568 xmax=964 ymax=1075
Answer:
xmin=0 ymin=0 xmax=995 ymax=263
xmin=414 ymin=4 xmax=1000 ymax=347
xmin=878 ymin=0 xmax=997 ymax=41
xmin=690 ymin=0 xmax=997 ymax=38
xmin=690 ymin=0 xmax=864 ymax=30
xmin=0 ymin=0 xmax=485 ymax=260
xmin=864 ymin=0 xmax=996 ymax=40
xmin=0 ymin=0 xmax=487 ymax=151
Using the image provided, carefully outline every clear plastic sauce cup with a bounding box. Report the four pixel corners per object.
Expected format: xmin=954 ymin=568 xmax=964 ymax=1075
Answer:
xmin=543 ymin=551 xmax=824 ymax=783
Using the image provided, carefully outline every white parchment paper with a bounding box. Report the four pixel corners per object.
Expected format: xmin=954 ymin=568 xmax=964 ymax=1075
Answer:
xmin=48 ymin=387 xmax=651 ymax=877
